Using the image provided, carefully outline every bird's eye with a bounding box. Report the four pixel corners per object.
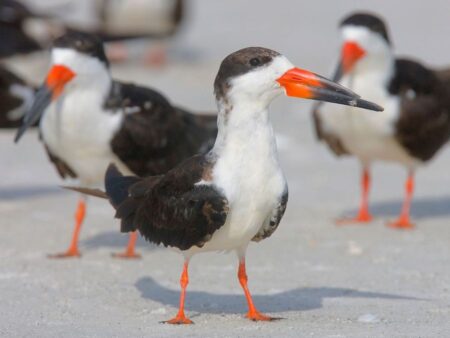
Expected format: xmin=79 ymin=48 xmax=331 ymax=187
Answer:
xmin=249 ymin=58 xmax=261 ymax=67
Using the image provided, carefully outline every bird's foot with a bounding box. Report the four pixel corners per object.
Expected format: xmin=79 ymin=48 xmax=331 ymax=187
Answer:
xmin=336 ymin=212 xmax=373 ymax=225
xmin=387 ymin=217 xmax=415 ymax=230
xmin=163 ymin=314 xmax=194 ymax=325
xmin=144 ymin=46 xmax=167 ymax=67
xmin=245 ymin=310 xmax=279 ymax=322
xmin=106 ymin=43 xmax=128 ymax=63
xmin=48 ymin=248 xmax=81 ymax=259
xmin=111 ymin=250 xmax=141 ymax=259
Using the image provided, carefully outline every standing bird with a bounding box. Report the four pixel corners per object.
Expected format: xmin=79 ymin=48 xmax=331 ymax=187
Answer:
xmin=22 ymin=0 xmax=185 ymax=65
xmin=0 ymin=64 xmax=35 ymax=128
xmin=313 ymin=13 xmax=450 ymax=228
xmin=14 ymin=32 xmax=217 ymax=258
xmin=73 ymin=47 xmax=381 ymax=323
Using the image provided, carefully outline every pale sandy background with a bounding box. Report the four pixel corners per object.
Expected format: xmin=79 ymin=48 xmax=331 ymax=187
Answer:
xmin=1 ymin=1 xmax=450 ymax=337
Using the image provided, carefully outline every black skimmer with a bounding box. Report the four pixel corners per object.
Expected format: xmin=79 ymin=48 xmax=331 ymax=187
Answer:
xmin=313 ymin=12 xmax=450 ymax=229
xmin=73 ymin=47 xmax=381 ymax=323
xmin=0 ymin=0 xmax=42 ymax=58
xmin=14 ymin=31 xmax=217 ymax=259
xmin=0 ymin=64 xmax=35 ymax=128
xmin=23 ymin=0 xmax=184 ymax=65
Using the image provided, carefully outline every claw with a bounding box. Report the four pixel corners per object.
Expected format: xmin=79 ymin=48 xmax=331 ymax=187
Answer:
xmin=163 ymin=315 xmax=194 ymax=325
xmin=48 ymin=248 xmax=81 ymax=259
xmin=111 ymin=251 xmax=141 ymax=259
xmin=387 ymin=218 xmax=415 ymax=230
xmin=336 ymin=212 xmax=373 ymax=225
xmin=246 ymin=311 xmax=279 ymax=322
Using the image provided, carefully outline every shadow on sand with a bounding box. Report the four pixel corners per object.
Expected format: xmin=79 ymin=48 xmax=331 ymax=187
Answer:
xmin=0 ymin=185 xmax=63 ymax=201
xmin=343 ymin=195 xmax=450 ymax=220
xmin=82 ymin=230 xmax=157 ymax=250
xmin=135 ymin=276 xmax=421 ymax=314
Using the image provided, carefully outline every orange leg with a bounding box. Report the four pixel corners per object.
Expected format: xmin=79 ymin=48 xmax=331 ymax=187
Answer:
xmin=164 ymin=261 xmax=193 ymax=325
xmin=387 ymin=172 xmax=415 ymax=229
xmin=144 ymin=43 xmax=168 ymax=67
xmin=112 ymin=231 xmax=141 ymax=259
xmin=48 ymin=199 xmax=86 ymax=258
xmin=238 ymin=258 xmax=274 ymax=321
xmin=106 ymin=43 xmax=128 ymax=63
xmin=337 ymin=167 xmax=373 ymax=225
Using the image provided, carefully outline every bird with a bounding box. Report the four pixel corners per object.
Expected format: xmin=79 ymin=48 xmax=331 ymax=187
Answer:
xmin=100 ymin=0 xmax=184 ymax=65
xmin=0 ymin=64 xmax=35 ymax=128
xmin=70 ymin=47 xmax=382 ymax=323
xmin=14 ymin=31 xmax=217 ymax=259
xmin=313 ymin=12 xmax=450 ymax=229
xmin=23 ymin=0 xmax=185 ymax=65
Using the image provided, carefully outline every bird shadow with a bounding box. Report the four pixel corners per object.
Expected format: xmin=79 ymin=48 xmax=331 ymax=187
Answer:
xmin=342 ymin=195 xmax=450 ymax=220
xmin=82 ymin=230 xmax=157 ymax=250
xmin=135 ymin=276 xmax=421 ymax=314
xmin=0 ymin=185 xmax=63 ymax=201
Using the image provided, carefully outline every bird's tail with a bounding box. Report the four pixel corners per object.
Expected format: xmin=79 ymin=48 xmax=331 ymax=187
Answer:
xmin=63 ymin=186 xmax=108 ymax=198
xmin=104 ymin=164 xmax=141 ymax=233
xmin=64 ymin=164 xmax=141 ymax=233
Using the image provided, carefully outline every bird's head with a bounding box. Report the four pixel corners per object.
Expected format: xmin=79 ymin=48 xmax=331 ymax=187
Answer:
xmin=213 ymin=47 xmax=383 ymax=115
xmin=338 ymin=12 xmax=392 ymax=75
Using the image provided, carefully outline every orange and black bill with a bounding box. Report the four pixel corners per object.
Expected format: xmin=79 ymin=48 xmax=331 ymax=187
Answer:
xmin=15 ymin=65 xmax=75 ymax=143
xmin=332 ymin=41 xmax=366 ymax=82
xmin=276 ymin=67 xmax=382 ymax=112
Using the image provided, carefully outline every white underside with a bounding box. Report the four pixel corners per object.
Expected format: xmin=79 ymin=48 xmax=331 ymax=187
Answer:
xmin=317 ymin=73 xmax=421 ymax=168
xmin=40 ymin=88 xmax=132 ymax=187
xmin=183 ymin=109 xmax=287 ymax=257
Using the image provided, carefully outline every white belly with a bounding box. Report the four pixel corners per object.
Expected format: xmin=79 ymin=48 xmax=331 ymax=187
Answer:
xmin=187 ymin=123 xmax=287 ymax=254
xmin=40 ymin=91 xmax=128 ymax=186
xmin=318 ymin=74 xmax=420 ymax=167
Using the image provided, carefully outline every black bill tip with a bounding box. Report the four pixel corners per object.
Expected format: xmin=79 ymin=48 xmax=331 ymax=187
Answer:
xmin=14 ymin=85 xmax=52 ymax=143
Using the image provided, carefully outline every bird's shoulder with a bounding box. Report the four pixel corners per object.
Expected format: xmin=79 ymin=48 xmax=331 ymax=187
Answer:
xmin=389 ymin=58 xmax=440 ymax=97
xmin=391 ymin=58 xmax=450 ymax=161
xmin=108 ymin=81 xmax=217 ymax=176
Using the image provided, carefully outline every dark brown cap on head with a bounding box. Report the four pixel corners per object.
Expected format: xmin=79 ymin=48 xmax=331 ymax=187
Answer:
xmin=340 ymin=12 xmax=391 ymax=45
xmin=214 ymin=47 xmax=280 ymax=101
xmin=53 ymin=31 xmax=109 ymax=67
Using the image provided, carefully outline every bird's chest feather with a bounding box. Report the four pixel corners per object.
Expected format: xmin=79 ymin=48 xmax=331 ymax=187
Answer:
xmin=211 ymin=124 xmax=286 ymax=242
xmin=319 ymin=73 xmax=415 ymax=164
xmin=40 ymin=90 xmax=124 ymax=183
xmin=328 ymin=74 xmax=399 ymax=135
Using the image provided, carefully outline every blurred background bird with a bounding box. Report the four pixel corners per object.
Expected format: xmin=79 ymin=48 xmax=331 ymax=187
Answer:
xmin=313 ymin=12 xmax=450 ymax=229
xmin=16 ymin=0 xmax=185 ymax=66
xmin=15 ymin=32 xmax=217 ymax=259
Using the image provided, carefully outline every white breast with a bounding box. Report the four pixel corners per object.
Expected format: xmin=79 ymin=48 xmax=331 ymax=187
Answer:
xmin=317 ymin=73 xmax=420 ymax=167
xmin=187 ymin=114 xmax=287 ymax=254
xmin=40 ymin=89 xmax=127 ymax=186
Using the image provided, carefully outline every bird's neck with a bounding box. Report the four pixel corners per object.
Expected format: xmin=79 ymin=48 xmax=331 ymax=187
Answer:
xmin=67 ymin=69 xmax=112 ymax=102
xmin=351 ymin=48 xmax=395 ymax=86
xmin=212 ymin=100 xmax=277 ymax=158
